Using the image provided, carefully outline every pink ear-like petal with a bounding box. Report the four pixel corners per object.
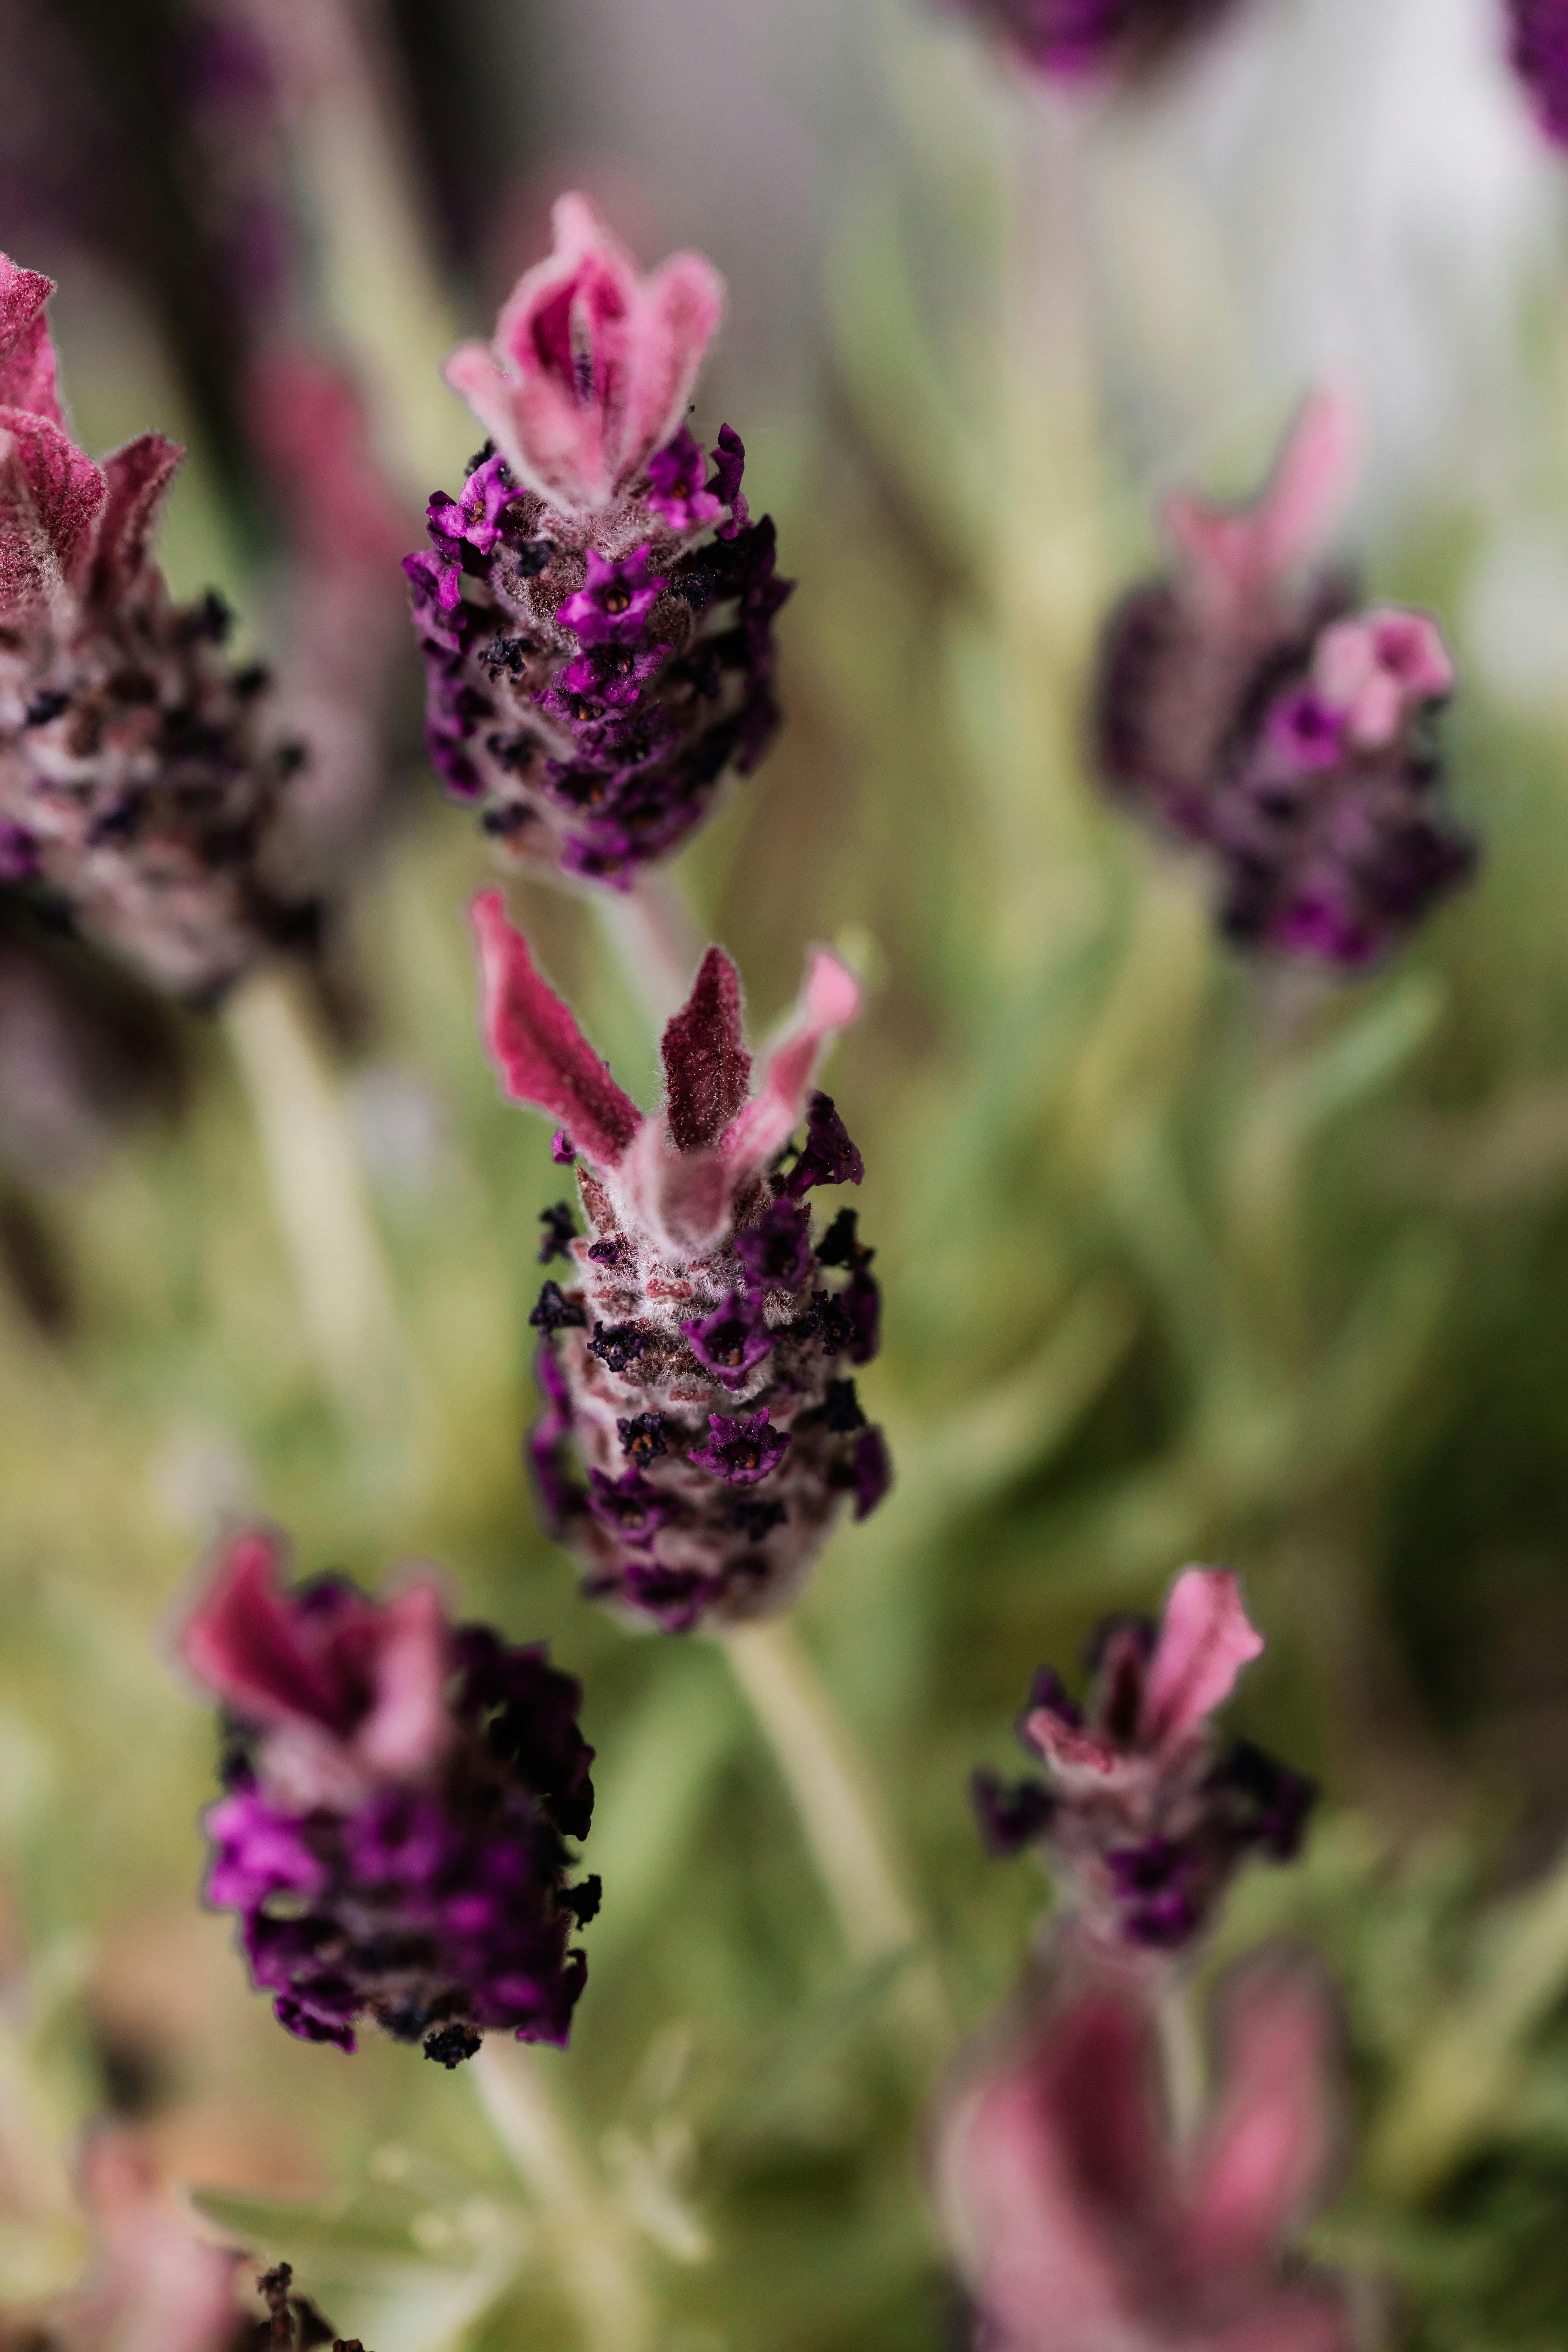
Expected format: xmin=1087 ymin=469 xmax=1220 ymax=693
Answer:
xmin=1167 ymin=386 xmax=1361 ymax=612
xmin=0 ymin=411 xmax=106 ymax=615
xmin=1185 ymin=1963 xmax=1343 ymax=2283
xmin=662 ymin=946 xmax=751 ymax=1151
xmin=721 ymin=948 xmax=862 ymax=1179
xmin=1139 ymin=1568 xmax=1264 ymax=1751
xmin=444 ymin=336 xmax=605 ymax=514
xmin=470 ymin=887 xmax=642 ymax=1165
xmin=0 ymin=254 xmax=62 ymax=424
xmin=90 ymin=432 xmax=182 ymax=605
xmin=616 ymin=251 xmax=725 ymax=482
xmin=356 ymin=1578 xmax=450 ymax=1776
xmin=180 ymin=1528 xmax=351 ymax=1733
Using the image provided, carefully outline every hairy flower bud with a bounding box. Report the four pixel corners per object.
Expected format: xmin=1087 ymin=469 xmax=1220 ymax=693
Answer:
xmin=944 ymin=0 xmax=1246 ymax=82
xmin=0 ymin=254 xmax=320 ymax=999
xmin=1096 ymin=390 xmax=1474 ymax=966
xmin=407 ymin=196 xmax=791 ymax=887
xmin=972 ymin=1569 xmax=1314 ymax=1954
xmin=472 ymin=890 xmax=892 ymax=1632
xmin=179 ymin=1528 xmax=598 ymax=2065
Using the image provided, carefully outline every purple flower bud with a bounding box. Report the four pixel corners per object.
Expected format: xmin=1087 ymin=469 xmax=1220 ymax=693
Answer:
xmin=1510 ymin=0 xmax=1568 ymax=145
xmin=180 ymin=1531 xmax=597 ymax=2063
xmin=472 ymin=896 xmax=892 ymax=1630
xmin=1097 ymin=392 xmax=1474 ymax=968
xmin=537 ymin=1201 xmax=577 ymax=1262
xmin=410 ymin=200 xmax=792 ymax=886
xmin=530 ymin=1279 xmax=587 ymax=1332
xmin=783 ymin=1093 xmax=864 ymax=1197
xmin=0 ymin=254 xmax=321 ymax=999
xmin=972 ymin=1569 xmax=1312 ymax=1956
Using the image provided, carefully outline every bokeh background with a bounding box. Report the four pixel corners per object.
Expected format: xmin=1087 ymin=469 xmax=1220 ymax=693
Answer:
xmin=5 ymin=1 xmax=1568 ymax=2347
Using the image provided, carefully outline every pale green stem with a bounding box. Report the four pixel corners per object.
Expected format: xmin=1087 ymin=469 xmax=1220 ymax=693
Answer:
xmin=472 ymin=2042 xmax=651 ymax=2352
xmin=222 ymin=962 xmax=408 ymax=1448
xmin=1154 ymin=1970 xmax=1205 ymax=2154
xmin=718 ymin=1618 xmax=951 ymax=2052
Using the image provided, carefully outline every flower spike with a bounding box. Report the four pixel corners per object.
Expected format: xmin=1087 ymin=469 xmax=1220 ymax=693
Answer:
xmin=408 ymin=196 xmax=791 ymax=886
xmin=474 ymin=897 xmax=890 ymax=1631
xmin=180 ymin=1526 xmax=598 ymax=2064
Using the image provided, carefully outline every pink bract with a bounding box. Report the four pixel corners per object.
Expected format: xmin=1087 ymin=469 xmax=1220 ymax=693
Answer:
xmin=443 ymin=192 xmax=724 ymax=518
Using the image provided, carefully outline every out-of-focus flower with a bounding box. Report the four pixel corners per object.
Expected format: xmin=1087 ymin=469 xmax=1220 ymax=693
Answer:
xmin=407 ymin=196 xmax=791 ymax=888
xmin=472 ymin=889 xmax=890 ymax=1632
xmin=0 ymin=254 xmax=318 ymax=1001
xmin=933 ymin=1957 xmax=1353 ymax=2352
xmin=179 ymin=1527 xmax=599 ymax=2065
xmin=1096 ymin=390 xmax=1475 ymax=967
xmin=1508 ymin=0 xmax=1568 ymax=145
xmin=943 ymin=0 xmax=1246 ymax=85
xmin=972 ymin=1569 xmax=1313 ymax=1953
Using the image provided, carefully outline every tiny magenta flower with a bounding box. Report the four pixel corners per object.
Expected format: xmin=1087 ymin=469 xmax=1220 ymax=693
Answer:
xmin=0 ymin=254 xmax=320 ymax=1000
xmin=1096 ymin=390 xmax=1475 ymax=968
xmin=471 ymin=887 xmax=891 ymax=1632
xmin=406 ymin=196 xmax=792 ymax=888
xmin=179 ymin=1527 xmax=598 ymax=2066
xmin=972 ymin=1569 xmax=1314 ymax=1954
xmin=945 ymin=0 xmax=1247 ymax=84
xmin=1509 ymin=1 xmax=1568 ymax=144
xmin=933 ymin=1958 xmax=1353 ymax=2352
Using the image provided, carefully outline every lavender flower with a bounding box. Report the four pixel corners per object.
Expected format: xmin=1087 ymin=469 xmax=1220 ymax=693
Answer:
xmin=179 ymin=1528 xmax=598 ymax=2065
xmin=972 ymin=1569 xmax=1314 ymax=1955
xmin=0 ymin=254 xmax=319 ymax=1001
xmin=1096 ymin=391 xmax=1475 ymax=967
xmin=933 ymin=1957 xmax=1352 ymax=2352
xmin=1509 ymin=0 xmax=1568 ymax=144
xmin=472 ymin=889 xmax=892 ymax=1633
xmin=406 ymin=196 xmax=792 ymax=888
xmin=945 ymin=0 xmax=1245 ymax=83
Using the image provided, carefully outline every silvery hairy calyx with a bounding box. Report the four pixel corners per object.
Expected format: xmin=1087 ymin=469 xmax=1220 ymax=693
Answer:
xmin=973 ymin=1569 xmax=1314 ymax=1955
xmin=1097 ymin=391 xmax=1475 ymax=967
xmin=180 ymin=1528 xmax=599 ymax=2067
xmin=0 ymin=253 xmax=319 ymax=1001
xmin=472 ymin=890 xmax=891 ymax=1633
xmin=405 ymin=194 xmax=791 ymax=887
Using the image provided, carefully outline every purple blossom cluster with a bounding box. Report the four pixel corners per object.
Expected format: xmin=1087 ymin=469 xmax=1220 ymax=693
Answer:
xmin=473 ymin=890 xmax=891 ymax=1633
xmin=1509 ymin=0 xmax=1568 ymax=144
xmin=0 ymin=253 xmax=318 ymax=1001
xmin=973 ymin=1569 xmax=1314 ymax=1954
xmin=945 ymin=0 xmax=1242 ymax=81
xmin=406 ymin=195 xmax=791 ymax=888
xmin=1097 ymin=393 xmax=1475 ymax=967
xmin=182 ymin=1531 xmax=598 ymax=2066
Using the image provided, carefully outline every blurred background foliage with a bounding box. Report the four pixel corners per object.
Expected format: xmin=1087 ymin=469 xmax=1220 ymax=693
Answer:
xmin=4 ymin=1 xmax=1568 ymax=2348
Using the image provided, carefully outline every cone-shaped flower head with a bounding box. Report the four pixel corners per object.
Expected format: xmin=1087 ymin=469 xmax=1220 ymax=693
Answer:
xmin=407 ymin=195 xmax=791 ymax=887
xmin=945 ymin=0 xmax=1246 ymax=82
xmin=1096 ymin=390 xmax=1474 ymax=966
xmin=1510 ymin=0 xmax=1568 ymax=143
xmin=0 ymin=254 xmax=320 ymax=999
xmin=179 ymin=1527 xmax=599 ymax=2065
xmin=933 ymin=1958 xmax=1353 ymax=2352
xmin=473 ymin=888 xmax=891 ymax=1632
xmin=972 ymin=1569 xmax=1314 ymax=1954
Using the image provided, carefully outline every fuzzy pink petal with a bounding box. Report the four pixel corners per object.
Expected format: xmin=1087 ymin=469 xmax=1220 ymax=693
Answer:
xmin=612 ymin=250 xmax=725 ymax=489
xmin=470 ymin=887 xmax=642 ymax=1165
xmin=0 ymin=253 xmax=62 ymax=424
xmin=1167 ymin=387 xmax=1361 ymax=611
xmin=662 ymin=946 xmax=751 ymax=1151
xmin=0 ymin=411 xmax=105 ymax=615
xmin=355 ymin=1578 xmax=451 ymax=1777
xmin=1184 ymin=1963 xmax=1342 ymax=2281
xmin=1138 ymin=1568 xmax=1264 ymax=1752
xmin=444 ymin=336 xmax=609 ymax=514
xmin=179 ymin=1528 xmax=352 ymax=1734
xmin=90 ymin=432 xmax=182 ymax=604
xmin=720 ymin=948 xmax=862 ymax=1180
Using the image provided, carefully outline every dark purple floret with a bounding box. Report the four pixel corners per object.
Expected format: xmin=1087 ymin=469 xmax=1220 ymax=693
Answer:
xmin=972 ymin=1769 xmax=1057 ymax=1857
xmin=589 ymin=1321 xmax=648 ymax=1373
xmin=530 ymin=1279 xmax=587 ymax=1332
xmin=730 ymin=1495 xmax=788 ymax=1543
xmin=682 ymin=1289 xmax=773 ymax=1386
xmin=588 ymin=1465 xmax=680 ymax=1540
xmin=617 ymin=1411 xmax=669 ymax=1465
xmin=1510 ymin=0 xmax=1568 ymax=144
xmin=816 ymin=1207 xmax=874 ymax=1271
xmin=736 ymin=1198 xmax=813 ymax=1289
xmin=820 ymin=1379 xmax=867 ymax=1434
xmin=783 ymin=1093 xmax=864 ymax=1197
xmin=552 ymin=1128 xmax=577 ymax=1164
xmin=537 ymin=1202 xmax=578 ymax=1263
xmin=689 ymin=1408 xmax=790 ymax=1485
xmin=1209 ymin=1739 xmax=1317 ymax=1863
